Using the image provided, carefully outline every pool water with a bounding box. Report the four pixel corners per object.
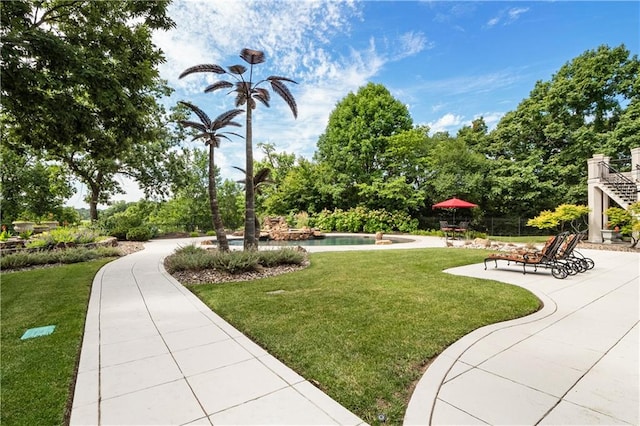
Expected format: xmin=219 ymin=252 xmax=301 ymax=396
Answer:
xmin=227 ymin=235 xmax=413 ymax=246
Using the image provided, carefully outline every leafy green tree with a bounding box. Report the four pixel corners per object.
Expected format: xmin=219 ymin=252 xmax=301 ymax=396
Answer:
xmin=217 ymin=179 xmax=244 ymax=231
xmin=178 ymin=101 xmax=243 ymax=251
xmin=357 ymin=126 xmax=431 ymax=215
xmin=488 ymin=44 xmax=639 ymax=211
xmin=263 ymin=159 xmax=336 ymax=215
xmin=0 ymin=143 xmax=73 ymax=225
xmin=315 ymin=82 xmax=413 ymax=208
xmin=423 ymin=132 xmax=487 ymax=208
xmin=179 ymin=48 xmax=298 ymax=250
xmin=160 ymin=148 xmax=217 ymax=233
xmin=1 ymin=0 xmax=175 ymax=220
xmin=527 ymin=204 xmax=590 ymax=233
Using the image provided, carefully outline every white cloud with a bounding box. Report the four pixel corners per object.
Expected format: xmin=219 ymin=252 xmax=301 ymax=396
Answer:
xmin=486 ymin=17 xmax=500 ymax=28
xmin=508 ymin=7 xmax=530 ymax=22
xmin=396 ymin=31 xmax=434 ymax=59
xmin=475 ymin=112 xmax=504 ymax=130
xmin=413 ymin=69 xmax=524 ymax=97
xmin=152 ymin=0 xmax=431 ymax=169
xmin=64 ymin=1 xmax=443 ymax=209
xmin=485 ymin=6 xmax=530 ymax=28
xmin=427 ymin=113 xmax=464 ymax=134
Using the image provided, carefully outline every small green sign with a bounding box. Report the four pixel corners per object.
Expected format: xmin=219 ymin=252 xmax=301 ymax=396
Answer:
xmin=21 ymin=325 xmax=56 ymax=340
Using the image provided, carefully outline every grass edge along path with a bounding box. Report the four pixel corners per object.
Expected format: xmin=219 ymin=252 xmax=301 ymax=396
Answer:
xmin=188 ymin=248 xmax=541 ymax=425
xmin=0 ymin=259 xmax=111 ymax=426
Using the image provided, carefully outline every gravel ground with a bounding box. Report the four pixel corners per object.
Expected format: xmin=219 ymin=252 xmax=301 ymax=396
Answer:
xmin=171 ymin=261 xmax=310 ymax=285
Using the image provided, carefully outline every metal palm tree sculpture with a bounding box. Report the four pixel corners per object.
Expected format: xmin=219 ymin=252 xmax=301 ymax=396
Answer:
xmin=233 ymin=166 xmax=275 ymax=240
xmin=178 ymin=101 xmax=244 ymax=252
xmin=179 ymin=48 xmax=298 ymax=250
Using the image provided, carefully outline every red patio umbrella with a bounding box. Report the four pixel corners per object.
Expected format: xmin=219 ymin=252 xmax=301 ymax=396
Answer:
xmin=432 ymin=197 xmax=478 ymax=225
xmin=432 ymin=197 xmax=478 ymax=209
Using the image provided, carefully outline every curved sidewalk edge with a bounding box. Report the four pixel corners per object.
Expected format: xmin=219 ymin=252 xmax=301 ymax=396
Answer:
xmin=70 ymin=238 xmax=367 ymax=426
xmin=404 ymin=249 xmax=639 ymax=426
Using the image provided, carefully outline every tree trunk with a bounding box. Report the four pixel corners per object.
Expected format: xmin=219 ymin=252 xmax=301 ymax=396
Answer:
xmin=89 ymin=195 xmax=99 ymax=222
xmin=209 ymin=145 xmax=229 ymax=251
xmin=88 ymin=177 xmax=101 ymax=222
xmin=244 ymin=106 xmax=257 ymax=250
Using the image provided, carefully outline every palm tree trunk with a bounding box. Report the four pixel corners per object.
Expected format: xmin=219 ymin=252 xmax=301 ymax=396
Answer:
xmin=209 ymin=145 xmax=229 ymax=251
xmin=244 ymin=106 xmax=258 ymax=250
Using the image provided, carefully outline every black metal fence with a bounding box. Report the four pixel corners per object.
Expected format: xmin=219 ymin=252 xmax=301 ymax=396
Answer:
xmin=421 ymin=216 xmax=550 ymax=237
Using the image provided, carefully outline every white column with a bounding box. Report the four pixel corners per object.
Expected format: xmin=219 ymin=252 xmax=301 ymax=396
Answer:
xmin=587 ymin=154 xmax=609 ymax=243
xmin=631 ymin=147 xmax=640 ymax=193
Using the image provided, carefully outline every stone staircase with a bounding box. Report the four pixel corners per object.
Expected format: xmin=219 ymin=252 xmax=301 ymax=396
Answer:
xmin=596 ymin=162 xmax=639 ymax=209
xmin=587 ymin=148 xmax=640 ymax=243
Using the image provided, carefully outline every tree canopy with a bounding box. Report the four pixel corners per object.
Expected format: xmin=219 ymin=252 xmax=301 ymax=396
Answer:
xmin=262 ymin=44 xmax=638 ymax=230
xmin=1 ymin=0 xmax=175 ymax=220
xmin=314 ymin=82 xmax=414 ymax=209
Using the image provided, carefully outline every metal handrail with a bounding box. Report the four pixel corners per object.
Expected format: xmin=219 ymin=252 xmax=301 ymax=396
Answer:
xmin=598 ymin=161 xmax=635 ymax=186
xmin=598 ymin=161 xmax=638 ymax=200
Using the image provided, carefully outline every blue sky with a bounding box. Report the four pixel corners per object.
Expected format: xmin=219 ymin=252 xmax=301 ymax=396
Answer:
xmin=66 ymin=0 xmax=639 ymax=208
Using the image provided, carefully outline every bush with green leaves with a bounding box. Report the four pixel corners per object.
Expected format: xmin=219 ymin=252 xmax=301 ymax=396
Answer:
xmin=164 ymin=246 xmax=305 ymax=275
xmin=126 ymin=226 xmax=153 ymax=242
xmin=527 ymin=204 xmax=590 ymax=233
xmin=24 ymin=227 xmax=101 ymax=249
xmin=98 ymin=201 xmax=159 ymax=241
xmin=605 ymin=202 xmax=640 ymax=247
xmin=257 ymin=248 xmax=305 ymax=267
xmin=1 ymin=247 xmax=121 ymax=270
xmin=310 ymin=207 xmax=418 ymax=233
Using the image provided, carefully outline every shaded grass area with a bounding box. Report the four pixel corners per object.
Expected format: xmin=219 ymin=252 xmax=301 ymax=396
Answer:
xmin=1 ymin=260 xmax=110 ymax=425
xmin=188 ymin=248 xmax=541 ymax=425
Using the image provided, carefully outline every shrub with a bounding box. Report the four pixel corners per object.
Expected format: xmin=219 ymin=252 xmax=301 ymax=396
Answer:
xmin=527 ymin=204 xmax=589 ymax=233
xmin=164 ymin=246 xmax=306 ymax=275
xmin=258 ymin=249 xmax=305 ymax=267
xmin=309 ymin=207 xmax=418 ymax=233
xmin=25 ymin=238 xmax=51 ymax=250
xmin=126 ymin=226 xmax=153 ymax=242
xmin=19 ymin=230 xmax=34 ymax=240
xmin=164 ymin=245 xmax=215 ymax=272
xmin=1 ymin=247 xmax=121 ymax=270
xmin=189 ymin=231 xmax=200 ymax=238
xmin=210 ymin=251 xmax=260 ymax=274
xmin=24 ymin=227 xmax=102 ymax=249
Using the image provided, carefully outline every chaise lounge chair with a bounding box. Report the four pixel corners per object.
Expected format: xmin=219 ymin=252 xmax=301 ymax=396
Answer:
xmin=484 ymin=232 xmax=570 ymax=279
xmin=555 ymin=231 xmax=595 ymax=273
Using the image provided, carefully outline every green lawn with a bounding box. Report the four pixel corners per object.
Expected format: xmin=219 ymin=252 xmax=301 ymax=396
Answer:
xmin=1 ymin=260 xmax=110 ymax=426
xmin=189 ymin=248 xmax=541 ymax=425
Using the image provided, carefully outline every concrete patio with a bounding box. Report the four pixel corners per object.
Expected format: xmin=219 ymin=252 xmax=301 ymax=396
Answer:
xmin=405 ymin=247 xmax=639 ymax=425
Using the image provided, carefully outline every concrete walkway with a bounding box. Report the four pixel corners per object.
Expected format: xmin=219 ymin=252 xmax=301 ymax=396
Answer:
xmin=405 ymin=248 xmax=639 ymax=425
xmin=70 ymin=238 xmax=367 ymax=425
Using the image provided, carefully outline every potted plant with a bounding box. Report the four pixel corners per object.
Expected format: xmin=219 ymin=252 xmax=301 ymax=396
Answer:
xmin=600 ymin=224 xmax=615 ymax=244
xmin=605 ymin=202 xmax=640 ymax=248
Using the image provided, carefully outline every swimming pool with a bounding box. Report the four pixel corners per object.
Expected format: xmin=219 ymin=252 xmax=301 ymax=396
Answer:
xmin=227 ymin=234 xmax=414 ymax=247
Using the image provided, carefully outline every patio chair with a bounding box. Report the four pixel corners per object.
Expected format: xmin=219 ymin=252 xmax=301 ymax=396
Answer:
xmin=454 ymin=221 xmax=469 ymax=238
xmin=484 ymin=232 xmax=570 ymax=279
xmin=440 ymin=221 xmax=454 ymax=239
